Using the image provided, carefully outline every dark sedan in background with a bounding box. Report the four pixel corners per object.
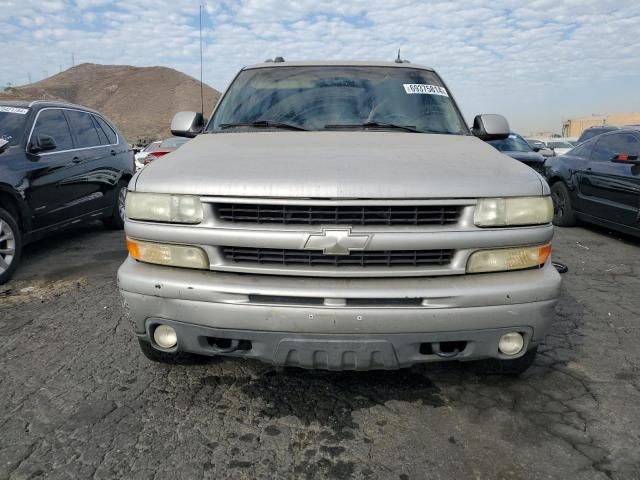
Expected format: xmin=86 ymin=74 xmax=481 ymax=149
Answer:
xmin=545 ymin=129 xmax=640 ymax=237
xmin=0 ymin=100 xmax=134 ymax=283
xmin=487 ymin=132 xmax=546 ymax=174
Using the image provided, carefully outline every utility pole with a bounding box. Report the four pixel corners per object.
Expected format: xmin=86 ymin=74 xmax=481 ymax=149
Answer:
xmin=71 ymin=52 xmax=75 ymax=67
xmin=27 ymin=72 xmax=32 ymax=84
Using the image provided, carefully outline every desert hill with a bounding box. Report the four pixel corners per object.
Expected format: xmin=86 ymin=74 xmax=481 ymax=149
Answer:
xmin=0 ymin=63 xmax=221 ymax=144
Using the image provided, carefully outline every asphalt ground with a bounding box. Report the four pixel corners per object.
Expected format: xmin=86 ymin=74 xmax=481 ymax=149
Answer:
xmin=1 ymin=222 xmax=639 ymax=480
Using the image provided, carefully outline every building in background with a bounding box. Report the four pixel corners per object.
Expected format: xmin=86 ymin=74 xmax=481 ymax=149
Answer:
xmin=562 ymin=112 xmax=640 ymax=138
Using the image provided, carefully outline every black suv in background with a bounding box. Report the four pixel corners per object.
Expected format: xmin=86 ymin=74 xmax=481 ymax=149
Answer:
xmin=576 ymin=125 xmax=619 ymax=144
xmin=0 ymin=101 xmax=134 ymax=283
xmin=545 ymin=128 xmax=640 ymax=237
xmin=487 ymin=132 xmax=546 ymax=174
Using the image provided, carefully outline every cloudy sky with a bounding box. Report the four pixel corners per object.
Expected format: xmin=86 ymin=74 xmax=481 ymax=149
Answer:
xmin=2 ymin=0 xmax=640 ymax=133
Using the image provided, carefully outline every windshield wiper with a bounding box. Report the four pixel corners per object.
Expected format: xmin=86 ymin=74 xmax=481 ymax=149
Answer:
xmin=324 ymin=122 xmax=421 ymax=133
xmin=219 ymin=120 xmax=308 ymax=131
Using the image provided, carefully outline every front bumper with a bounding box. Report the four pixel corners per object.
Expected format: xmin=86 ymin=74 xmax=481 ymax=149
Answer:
xmin=118 ymin=257 xmax=561 ymax=369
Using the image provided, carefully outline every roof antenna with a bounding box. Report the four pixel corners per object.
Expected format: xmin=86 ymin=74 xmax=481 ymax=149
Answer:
xmin=199 ymin=4 xmax=205 ymax=115
xmin=395 ymin=49 xmax=402 ymax=63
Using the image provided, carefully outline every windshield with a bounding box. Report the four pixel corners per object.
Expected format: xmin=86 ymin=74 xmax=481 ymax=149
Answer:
xmin=549 ymin=141 xmax=572 ymax=148
xmin=488 ymin=134 xmax=532 ymax=153
xmin=207 ymin=66 xmax=468 ymax=135
xmin=0 ymin=107 xmax=29 ymax=146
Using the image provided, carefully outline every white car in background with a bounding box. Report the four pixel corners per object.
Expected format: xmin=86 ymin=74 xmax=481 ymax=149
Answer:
xmin=525 ymin=139 xmax=555 ymax=158
xmin=547 ymin=141 xmax=574 ymax=156
xmin=134 ymin=141 xmax=161 ymax=170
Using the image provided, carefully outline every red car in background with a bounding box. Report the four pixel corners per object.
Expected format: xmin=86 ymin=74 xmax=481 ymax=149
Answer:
xmin=143 ymin=137 xmax=190 ymax=165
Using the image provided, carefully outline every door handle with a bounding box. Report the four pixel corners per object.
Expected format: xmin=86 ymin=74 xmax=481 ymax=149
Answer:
xmin=72 ymin=157 xmax=82 ymax=163
xmin=110 ymin=149 xmax=117 ymax=156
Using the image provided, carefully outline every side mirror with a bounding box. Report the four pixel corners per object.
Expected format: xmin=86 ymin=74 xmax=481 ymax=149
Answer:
xmin=611 ymin=153 xmax=640 ymax=165
xmin=532 ymin=147 xmax=541 ymax=152
xmin=171 ymin=111 xmax=205 ymax=138
xmin=31 ymin=134 xmax=57 ymax=153
xmin=472 ymin=114 xmax=510 ymax=141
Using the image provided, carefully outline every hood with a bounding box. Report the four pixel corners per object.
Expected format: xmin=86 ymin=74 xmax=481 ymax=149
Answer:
xmin=502 ymin=150 xmax=546 ymax=164
xmin=134 ymin=132 xmax=544 ymax=198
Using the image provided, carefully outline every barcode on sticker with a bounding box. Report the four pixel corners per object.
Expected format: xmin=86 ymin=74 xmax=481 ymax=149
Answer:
xmin=0 ymin=106 xmax=29 ymax=114
xmin=403 ymin=84 xmax=449 ymax=96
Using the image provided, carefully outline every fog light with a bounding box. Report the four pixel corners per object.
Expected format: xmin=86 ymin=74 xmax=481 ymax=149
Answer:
xmin=153 ymin=325 xmax=177 ymax=348
xmin=498 ymin=332 xmax=524 ymax=356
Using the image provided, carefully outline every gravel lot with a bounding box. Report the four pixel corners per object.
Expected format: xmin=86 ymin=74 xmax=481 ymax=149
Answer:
xmin=1 ymin=223 xmax=639 ymax=480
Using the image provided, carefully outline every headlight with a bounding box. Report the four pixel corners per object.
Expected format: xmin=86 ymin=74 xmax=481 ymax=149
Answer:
xmin=466 ymin=244 xmax=551 ymax=273
xmin=474 ymin=197 xmax=553 ymax=227
xmin=125 ymin=192 xmax=203 ymax=224
xmin=126 ymin=238 xmax=209 ymax=269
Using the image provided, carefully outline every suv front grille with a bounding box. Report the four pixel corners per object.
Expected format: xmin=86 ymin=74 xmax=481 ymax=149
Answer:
xmin=221 ymin=246 xmax=454 ymax=268
xmin=216 ymin=204 xmax=461 ymax=226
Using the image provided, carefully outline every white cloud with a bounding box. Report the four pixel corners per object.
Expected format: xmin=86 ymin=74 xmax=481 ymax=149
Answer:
xmin=1 ymin=0 xmax=639 ymax=132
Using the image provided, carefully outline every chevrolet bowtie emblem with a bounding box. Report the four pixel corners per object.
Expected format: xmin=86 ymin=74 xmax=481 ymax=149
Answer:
xmin=304 ymin=229 xmax=371 ymax=255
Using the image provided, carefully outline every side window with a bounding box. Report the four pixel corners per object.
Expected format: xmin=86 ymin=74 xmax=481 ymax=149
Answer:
xmin=618 ymin=134 xmax=640 ymax=156
xmin=591 ymin=134 xmax=636 ymax=162
xmin=591 ymin=135 xmax=618 ymax=162
xmin=31 ymin=109 xmax=74 ymax=151
xmin=570 ymin=140 xmax=593 ymax=159
xmin=65 ymin=110 xmax=101 ymax=148
xmin=90 ymin=115 xmax=109 ymax=145
xmin=94 ymin=115 xmax=117 ymax=144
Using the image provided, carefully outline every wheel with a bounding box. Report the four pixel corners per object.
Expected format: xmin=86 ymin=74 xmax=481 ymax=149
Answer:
xmin=137 ymin=339 xmax=208 ymax=364
xmin=550 ymin=182 xmax=577 ymax=227
xmin=0 ymin=208 xmax=22 ymax=285
xmin=471 ymin=346 xmax=538 ymax=376
xmin=103 ymin=181 xmax=127 ymax=230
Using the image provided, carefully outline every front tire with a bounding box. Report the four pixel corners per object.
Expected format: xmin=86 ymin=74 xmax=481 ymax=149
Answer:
xmin=0 ymin=208 xmax=22 ymax=285
xmin=471 ymin=346 xmax=538 ymax=376
xmin=550 ymin=182 xmax=577 ymax=227
xmin=103 ymin=181 xmax=127 ymax=230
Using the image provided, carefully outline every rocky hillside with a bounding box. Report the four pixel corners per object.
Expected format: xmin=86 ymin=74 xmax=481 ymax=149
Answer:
xmin=0 ymin=63 xmax=221 ymax=144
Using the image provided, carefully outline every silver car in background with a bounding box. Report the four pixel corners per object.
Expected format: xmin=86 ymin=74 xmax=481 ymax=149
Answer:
xmin=134 ymin=140 xmax=161 ymax=170
xmin=547 ymin=141 xmax=574 ymax=156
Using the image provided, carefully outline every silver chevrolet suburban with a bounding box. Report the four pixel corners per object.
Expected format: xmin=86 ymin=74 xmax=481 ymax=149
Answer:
xmin=118 ymin=60 xmax=561 ymax=374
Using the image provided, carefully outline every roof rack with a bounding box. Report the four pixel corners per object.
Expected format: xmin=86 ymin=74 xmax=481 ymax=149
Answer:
xmin=264 ymin=56 xmax=285 ymax=63
xmin=27 ymin=99 xmax=99 ymax=113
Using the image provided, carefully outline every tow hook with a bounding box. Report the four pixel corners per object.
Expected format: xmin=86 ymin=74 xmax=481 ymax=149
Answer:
xmin=553 ymin=261 xmax=568 ymax=274
xmin=431 ymin=342 xmax=461 ymax=358
xmin=209 ymin=339 xmax=241 ymax=353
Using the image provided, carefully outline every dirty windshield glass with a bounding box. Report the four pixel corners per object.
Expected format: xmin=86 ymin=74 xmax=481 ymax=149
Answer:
xmin=207 ymin=66 xmax=468 ymax=134
xmin=0 ymin=107 xmax=29 ymax=146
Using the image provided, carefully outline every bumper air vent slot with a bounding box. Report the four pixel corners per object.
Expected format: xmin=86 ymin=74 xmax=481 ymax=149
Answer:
xmin=222 ymin=247 xmax=454 ymax=268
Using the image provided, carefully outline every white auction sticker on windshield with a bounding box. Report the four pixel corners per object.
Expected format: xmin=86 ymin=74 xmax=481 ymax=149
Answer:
xmin=403 ymin=84 xmax=449 ymax=96
xmin=0 ymin=106 xmax=28 ymax=114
